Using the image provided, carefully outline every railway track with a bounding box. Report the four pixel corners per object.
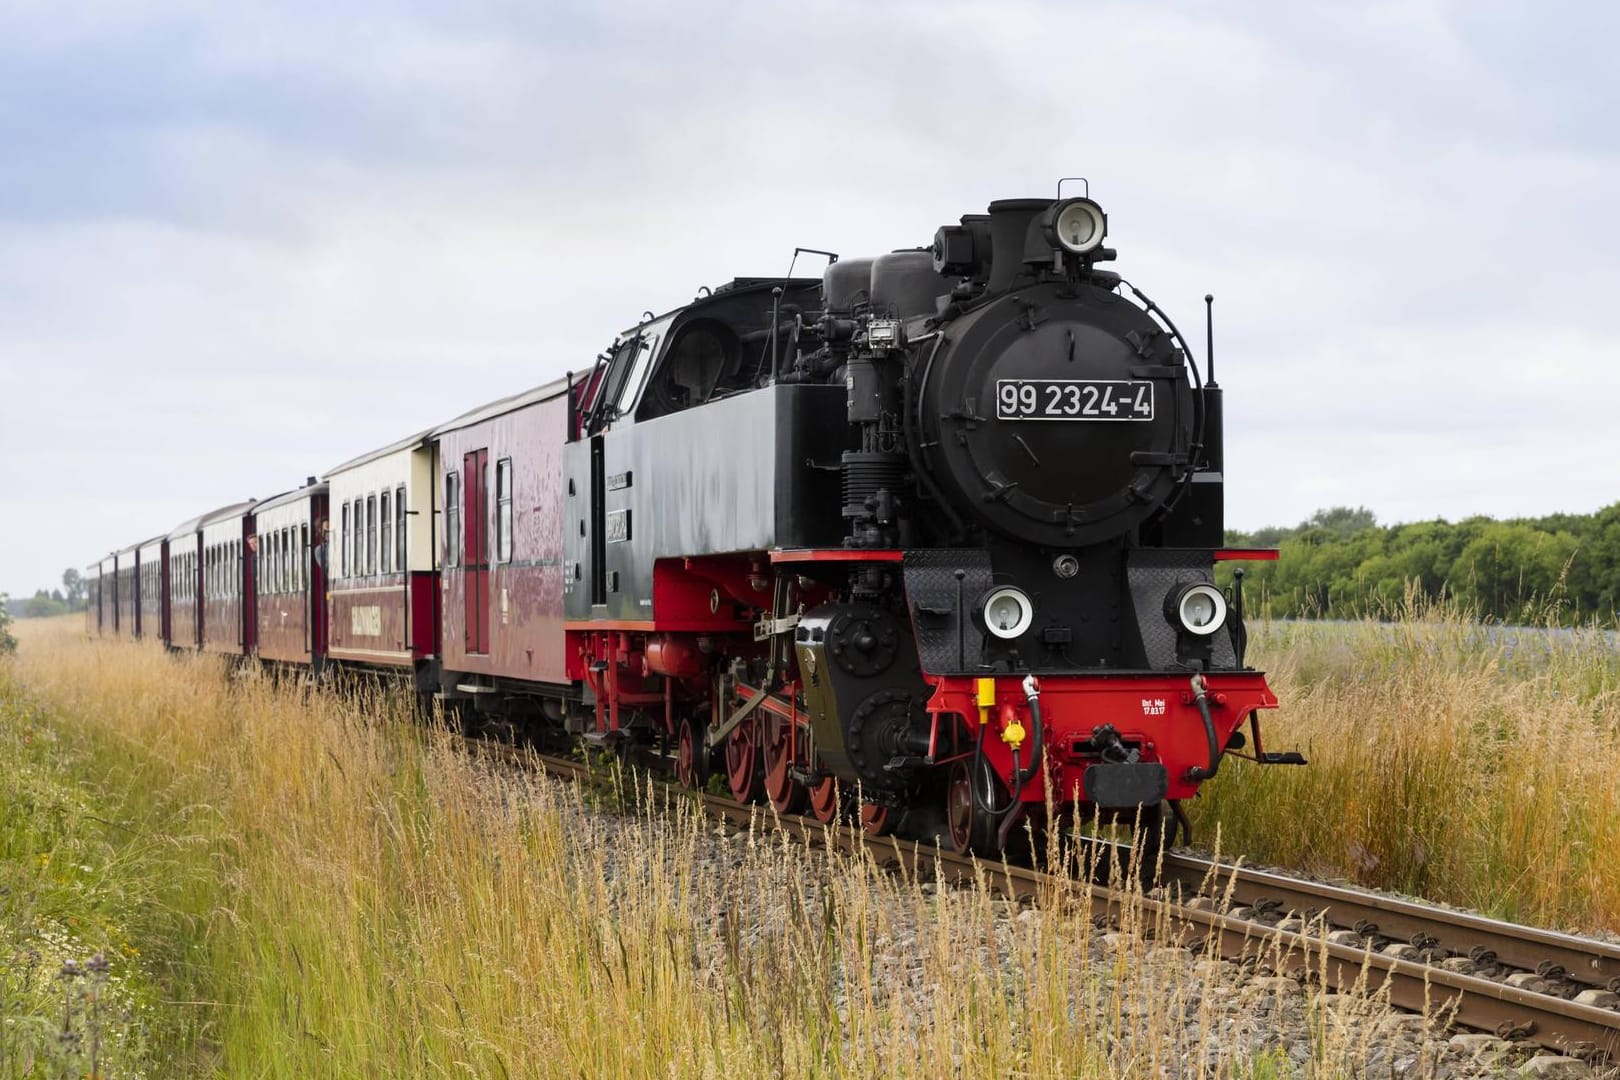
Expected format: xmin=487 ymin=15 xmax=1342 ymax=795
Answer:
xmin=471 ymin=737 xmax=1620 ymax=1067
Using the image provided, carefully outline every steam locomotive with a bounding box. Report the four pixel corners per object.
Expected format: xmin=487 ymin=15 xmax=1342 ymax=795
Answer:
xmin=86 ymin=188 xmax=1296 ymax=862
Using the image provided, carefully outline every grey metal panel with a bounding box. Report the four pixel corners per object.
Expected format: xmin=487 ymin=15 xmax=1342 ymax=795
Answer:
xmin=903 ymin=549 xmax=994 ymax=675
xmin=565 ymin=383 xmax=851 ymax=621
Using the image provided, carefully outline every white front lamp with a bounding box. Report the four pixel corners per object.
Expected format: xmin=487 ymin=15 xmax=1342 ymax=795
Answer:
xmin=982 ymin=586 xmax=1035 ymax=640
xmin=1044 ymin=198 xmax=1107 ymax=255
xmin=1170 ymin=584 xmax=1227 ymax=636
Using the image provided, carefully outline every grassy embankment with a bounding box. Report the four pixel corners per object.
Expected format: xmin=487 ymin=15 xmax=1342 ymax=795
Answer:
xmin=1 ymin=615 xmax=1434 ymax=1078
xmin=1194 ymin=598 xmax=1620 ymax=930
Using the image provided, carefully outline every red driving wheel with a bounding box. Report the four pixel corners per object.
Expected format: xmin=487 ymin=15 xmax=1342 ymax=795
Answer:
xmin=725 ymin=716 xmax=762 ymax=804
xmin=676 ymin=718 xmax=702 ymax=790
xmin=763 ymin=716 xmax=806 ymax=815
xmin=809 ymin=774 xmax=841 ymax=824
xmin=859 ymin=801 xmax=893 ymax=837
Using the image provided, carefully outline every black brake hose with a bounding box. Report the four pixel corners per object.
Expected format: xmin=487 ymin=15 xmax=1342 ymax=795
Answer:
xmin=1016 ymin=675 xmax=1044 ymax=787
xmin=970 ymin=721 xmax=997 ymax=817
xmin=1184 ymin=673 xmax=1223 ymax=782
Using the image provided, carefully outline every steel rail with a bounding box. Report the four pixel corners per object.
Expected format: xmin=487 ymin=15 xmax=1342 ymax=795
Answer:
xmin=1163 ymin=853 xmax=1620 ymax=995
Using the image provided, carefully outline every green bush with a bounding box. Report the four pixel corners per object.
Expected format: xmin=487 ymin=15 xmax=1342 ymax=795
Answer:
xmin=0 ymin=595 xmax=15 ymax=654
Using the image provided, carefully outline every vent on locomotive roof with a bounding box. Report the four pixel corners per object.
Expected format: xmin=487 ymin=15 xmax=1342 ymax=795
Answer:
xmin=985 ymin=197 xmax=1052 ymax=293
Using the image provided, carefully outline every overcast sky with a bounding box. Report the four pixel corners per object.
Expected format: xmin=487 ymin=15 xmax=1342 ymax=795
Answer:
xmin=2 ymin=0 xmax=1616 ymax=598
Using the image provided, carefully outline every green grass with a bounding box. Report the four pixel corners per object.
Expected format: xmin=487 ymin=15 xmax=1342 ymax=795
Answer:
xmin=0 ymin=667 xmax=219 ymax=1077
xmin=1193 ymin=600 xmax=1620 ymax=930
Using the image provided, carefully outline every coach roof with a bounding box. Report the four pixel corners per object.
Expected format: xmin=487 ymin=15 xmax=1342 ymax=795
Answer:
xmin=253 ymin=480 xmax=328 ymax=515
xmin=431 ymin=375 xmax=571 ymax=439
xmin=323 ymin=428 xmax=432 ymax=478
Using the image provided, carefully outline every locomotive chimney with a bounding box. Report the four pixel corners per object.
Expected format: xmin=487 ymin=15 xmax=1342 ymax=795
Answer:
xmin=985 ymin=198 xmax=1050 ymax=293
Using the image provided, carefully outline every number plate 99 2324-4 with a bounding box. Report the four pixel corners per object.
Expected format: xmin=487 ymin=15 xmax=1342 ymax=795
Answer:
xmin=995 ymin=379 xmax=1155 ymax=421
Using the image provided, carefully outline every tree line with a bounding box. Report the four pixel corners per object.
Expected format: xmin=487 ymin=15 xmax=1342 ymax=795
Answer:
xmin=1224 ymin=504 xmax=1619 ymax=624
xmin=5 ymin=569 xmax=89 ymax=620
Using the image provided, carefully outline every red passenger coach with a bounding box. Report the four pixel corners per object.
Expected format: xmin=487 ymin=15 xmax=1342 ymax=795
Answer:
xmin=434 ymin=381 xmax=572 ymax=694
xmin=253 ymin=481 xmax=329 ymax=671
xmin=325 ymin=433 xmax=438 ymax=683
xmin=97 ymin=555 xmax=116 ymax=637
xmin=199 ymin=502 xmax=256 ymax=657
xmin=166 ymin=513 xmax=206 ymax=651
xmin=113 ymin=544 xmax=139 ymax=640
xmin=137 ymin=536 xmax=168 ymax=645
xmin=85 ymin=563 xmax=102 ymax=636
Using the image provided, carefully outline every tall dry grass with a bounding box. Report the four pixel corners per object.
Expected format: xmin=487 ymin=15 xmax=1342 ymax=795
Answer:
xmin=1195 ymin=598 xmax=1620 ymax=931
xmin=2 ymin=616 xmax=1426 ymax=1078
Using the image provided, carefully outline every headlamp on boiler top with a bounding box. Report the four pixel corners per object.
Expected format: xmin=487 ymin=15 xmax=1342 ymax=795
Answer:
xmin=1043 ymin=197 xmax=1107 ymax=255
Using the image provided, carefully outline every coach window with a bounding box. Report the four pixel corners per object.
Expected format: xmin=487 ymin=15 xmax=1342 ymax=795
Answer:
xmin=340 ymin=503 xmax=350 ymax=578
xmin=366 ymin=495 xmax=377 ymax=576
xmin=395 ymin=485 xmax=406 ymax=571
xmin=445 ymin=472 xmax=461 ymax=567
xmin=380 ymin=491 xmax=392 ymax=575
xmin=496 ymin=458 xmax=513 ymax=563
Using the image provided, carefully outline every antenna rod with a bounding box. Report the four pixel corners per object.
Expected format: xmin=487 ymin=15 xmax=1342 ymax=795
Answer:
xmin=1204 ymin=293 xmax=1217 ymax=387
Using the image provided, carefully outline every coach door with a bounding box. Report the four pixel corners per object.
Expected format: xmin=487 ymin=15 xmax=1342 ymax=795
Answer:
xmin=463 ymin=448 xmax=491 ymax=654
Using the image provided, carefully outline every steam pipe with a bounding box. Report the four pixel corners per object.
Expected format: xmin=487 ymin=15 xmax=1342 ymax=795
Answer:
xmin=1205 ymin=294 xmax=1217 ymax=388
